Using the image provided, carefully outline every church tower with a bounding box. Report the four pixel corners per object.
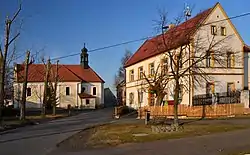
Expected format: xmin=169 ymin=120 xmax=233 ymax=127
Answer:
xmin=80 ymin=44 xmax=89 ymax=69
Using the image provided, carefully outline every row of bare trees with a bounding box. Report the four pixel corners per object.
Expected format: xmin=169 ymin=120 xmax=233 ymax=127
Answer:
xmin=0 ymin=3 xmax=60 ymax=122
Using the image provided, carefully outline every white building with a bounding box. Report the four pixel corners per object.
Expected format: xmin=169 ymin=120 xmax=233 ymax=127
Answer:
xmin=124 ymin=3 xmax=250 ymax=109
xmin=14 ymin=46 xmax=105 ymax=109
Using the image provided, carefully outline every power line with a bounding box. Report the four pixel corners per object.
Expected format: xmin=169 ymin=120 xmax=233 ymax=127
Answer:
xmin=50 ymin=36 xmax=151 ymax=60
xmin=49 ymin=11 xmax=250 ymax=61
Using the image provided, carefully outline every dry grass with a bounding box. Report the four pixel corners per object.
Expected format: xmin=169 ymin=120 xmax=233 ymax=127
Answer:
xmin=66 ymin=123 xmax=250 ymax=149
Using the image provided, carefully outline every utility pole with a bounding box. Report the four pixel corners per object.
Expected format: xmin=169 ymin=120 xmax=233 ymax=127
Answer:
xmin=53 ymin=60 xmax=59 ymax=115
xmin=20 ymin=51 xmax=30 ymax=120
xmin=42 ymin=58 xmax=50 ymax=118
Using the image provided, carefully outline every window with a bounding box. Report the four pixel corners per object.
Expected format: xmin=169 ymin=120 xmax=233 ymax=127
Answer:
xmin=86 ymin=99 xmax=90 ymax=105
xmin=138 ymin=91 xmax=143 ymax=103
xmin=27 ymin=87 xmax=31 ymax=96
xmin=93 ymin=87 xmax=96 ymax=95
xmin=129 ymin=93 xmax=134 ymax=105
xmin=149 ymin=63 xmax=155 ymax=76
xmin=161 ymin=58 xmax=168 ymax=74
xmin=81 ymin=87 xmax=86 ymax=93
xmin=211 ymin=25 xmax=217 ymax=35
xmin=129 ymin=69 xmax=134 ymax=81
xmin=66 ymin=87 xmax=70 ymax=96
xmin=138 ymin=66 xmax=144 ymax=79
xmin=221 ymin=27 xmax=226 ymax=36
xmin=148 ymin=93 xmax=155 ymax=106
xmin=227 ymin=83 xmax=235 ymax=95
xmin=206 ymin=82 xmax=215 ymax=94
xmin=206 ymin=51 xmax=214 ymax=67
xmin=227 ymin=52 xmax=235 ymax=68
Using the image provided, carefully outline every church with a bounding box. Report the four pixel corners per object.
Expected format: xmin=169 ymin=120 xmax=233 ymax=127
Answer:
xmin=13 ymin=46 xmax=105 ymax=109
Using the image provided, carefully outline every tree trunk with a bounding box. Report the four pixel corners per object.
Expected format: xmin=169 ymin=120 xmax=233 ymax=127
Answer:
xmin=173 ymin=79 xmax=180 ymax=126
xmin=52 ymin=106 xmax=56 ymax=116
xmin=156 ymin=93 xmax=165 ymax=106
xmin=20 ymin=51 xmax=30 ymax=121
xmin=42 ymin=59 xmax=50 ymax=118
xmin=0 ymin=21 xmax=11 ymax=123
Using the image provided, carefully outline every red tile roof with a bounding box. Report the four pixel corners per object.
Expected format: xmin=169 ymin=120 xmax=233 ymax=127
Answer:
xmin=16 ymin=64 xmax=105 ymax=83
xmin=124 ymin=8 xmax=213 ymax=67
xmin=78 ymin=92 xmax=96 ymax=99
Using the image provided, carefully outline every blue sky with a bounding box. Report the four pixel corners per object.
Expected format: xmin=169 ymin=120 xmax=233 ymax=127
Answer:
xmin=1 ymin=0 xmax=250 ymax=92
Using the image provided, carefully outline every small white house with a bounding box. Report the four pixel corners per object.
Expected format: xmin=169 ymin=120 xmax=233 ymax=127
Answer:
xmin=14 ymin=46 xmax=105 ymax=109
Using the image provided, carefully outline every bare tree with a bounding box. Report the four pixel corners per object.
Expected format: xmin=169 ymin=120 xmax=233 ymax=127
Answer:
xmin=140 ymin=7 xmax=239 ymax=129
xmin=114 ymin=50 xmax=133 ymax=87
xmin=20 ymin=51 xmax=30 ymax=120
xmin=0 ymin=4 xmax=22 ymax=120
xmin=41 ymin=58 xmax=50 ymax=117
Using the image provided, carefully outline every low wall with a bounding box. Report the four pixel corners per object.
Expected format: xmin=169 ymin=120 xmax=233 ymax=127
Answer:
xmin=138 ymin=104 xmax=250 ymax=119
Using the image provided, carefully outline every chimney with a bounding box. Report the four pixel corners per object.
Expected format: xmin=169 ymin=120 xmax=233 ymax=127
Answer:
xmin=162 ymin=24 xmax=175 ymax=31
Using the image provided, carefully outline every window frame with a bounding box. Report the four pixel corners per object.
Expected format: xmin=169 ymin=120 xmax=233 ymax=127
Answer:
xmin=206 ymin=51 xmax=214 ymax=67
xmin=66 ymin=87 xmax=70 ymax=96
xmin=138 ymin=66 xmax=144 ymax=79
xmin=161 ymin=58 xmax=168 ymax=74
xmin=149 ymin=62 xmax=155 ymax=76
xmin=206 ymin=82 xmax=215 ymax=95
xmin=227 ymin=82 xmax=235 ymax=95
xmin=93 ymin=87 xmax=97 ymax=95
xmin=211 ymin=25 xmax=217 ymax=35
xmin=129 ymin=69 xmax=134 ymax=82
xmin=129 ymin=92 xmax=134 ymax=105
xmin=27 ymin=87 xmax=31 ymax=97
xmin=86 ymin=99 xmax=90 ymax=105
xmin=138 ymin=91 xmax=143 ymax=103
xmin=221 ymin=26 xmax=226 ymax=36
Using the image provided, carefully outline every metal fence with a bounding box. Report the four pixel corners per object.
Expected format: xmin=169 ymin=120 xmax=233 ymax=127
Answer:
xmin=192 ymin=91 xmax=241 ymax=106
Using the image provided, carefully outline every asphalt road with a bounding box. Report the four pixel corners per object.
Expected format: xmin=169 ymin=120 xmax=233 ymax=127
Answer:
xmin=0 ymin=108 xmax=114 ymax=155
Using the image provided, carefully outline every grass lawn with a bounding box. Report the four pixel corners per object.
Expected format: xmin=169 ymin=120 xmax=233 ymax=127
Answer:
xmin=58 ymin=123 xmax=250 ymax=150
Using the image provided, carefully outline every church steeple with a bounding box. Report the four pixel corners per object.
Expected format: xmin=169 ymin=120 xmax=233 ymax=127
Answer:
xmin=80 ymin=43 xmax=89 ymax=69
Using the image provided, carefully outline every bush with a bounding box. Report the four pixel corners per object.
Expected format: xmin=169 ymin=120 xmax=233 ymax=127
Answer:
xmin=2 ymin=107 xmax=19 ymax=117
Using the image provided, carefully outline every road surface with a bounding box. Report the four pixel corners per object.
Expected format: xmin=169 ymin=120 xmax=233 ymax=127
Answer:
xmin=0 ymin=108 xmax=114 ymax=155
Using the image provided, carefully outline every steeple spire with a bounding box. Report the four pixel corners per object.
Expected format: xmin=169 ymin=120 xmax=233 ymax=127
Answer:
xmin=80 ymin=43 xmax=89 ymax=69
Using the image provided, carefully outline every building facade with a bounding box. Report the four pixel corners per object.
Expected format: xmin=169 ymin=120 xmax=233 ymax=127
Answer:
xmin=124 ymin=3 xmax=249 ymax=109
xmin=14 ymin=46 xmax=105 ymax=109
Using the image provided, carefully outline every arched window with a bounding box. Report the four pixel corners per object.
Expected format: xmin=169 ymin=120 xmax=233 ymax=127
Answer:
xmin=93 ymin=87 xmax=96 ymax=95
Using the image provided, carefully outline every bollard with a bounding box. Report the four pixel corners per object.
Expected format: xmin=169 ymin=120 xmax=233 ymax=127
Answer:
xmin=67 ymin=104 xmax=71 ymax=116
xmin=145 ymin=110 xmax=150 ymax=125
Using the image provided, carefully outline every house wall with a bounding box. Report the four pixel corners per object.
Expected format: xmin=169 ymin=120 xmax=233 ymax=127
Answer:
xmin=13 ymin=81 xmax=104 ymax=108
xmin=192 ymin=4 xmax=244 ymax=94
xmin=125 ymin=4 xmax=245 ymax=109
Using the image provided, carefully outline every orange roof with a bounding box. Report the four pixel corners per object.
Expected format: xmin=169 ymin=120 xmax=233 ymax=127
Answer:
xmin=16 ymin=64 xmax=104 ymax=83
xmin=78 ymin=92 xmax=96 ymax=99
xmin=124 ymin=8 xmax=213 ymax=67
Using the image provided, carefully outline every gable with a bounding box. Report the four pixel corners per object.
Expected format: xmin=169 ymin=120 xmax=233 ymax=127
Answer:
xmin=197 ymin=3 xmax=244 ymax=49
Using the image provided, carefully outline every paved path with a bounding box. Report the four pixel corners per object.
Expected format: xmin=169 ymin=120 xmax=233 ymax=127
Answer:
xmin=50 ymin=118 xmax=250 ymax=155
xmin=0 ymin=108 xmax=114 ymax=155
